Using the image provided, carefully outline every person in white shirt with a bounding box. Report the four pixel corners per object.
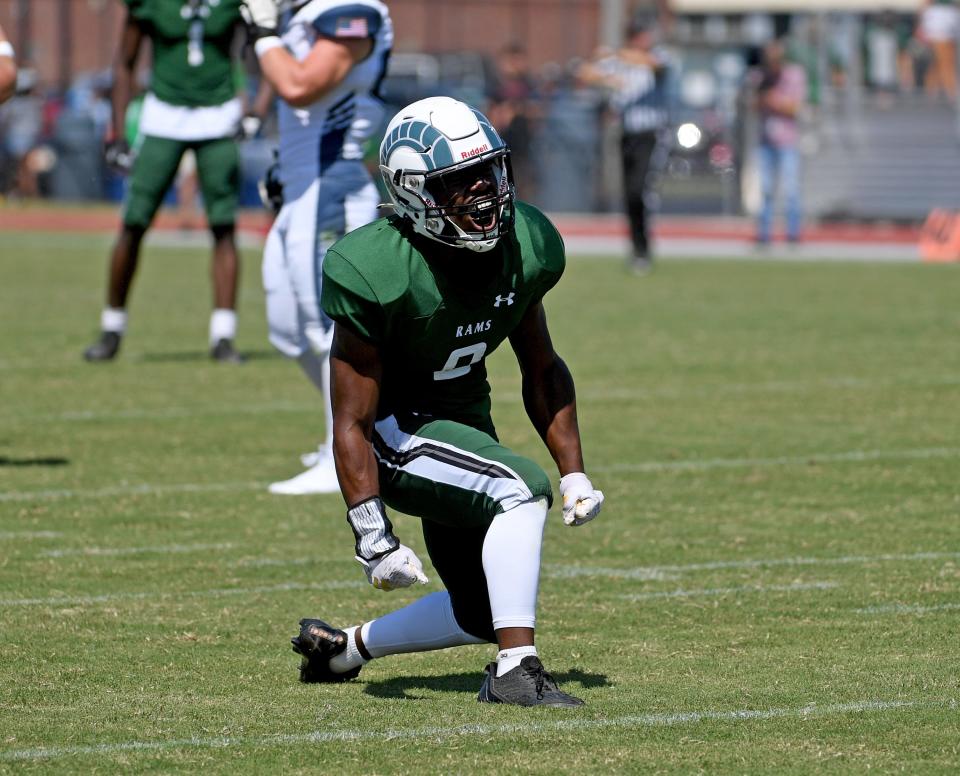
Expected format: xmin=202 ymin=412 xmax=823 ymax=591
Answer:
xmin=919 ymin=0 xmax=959 ymax=102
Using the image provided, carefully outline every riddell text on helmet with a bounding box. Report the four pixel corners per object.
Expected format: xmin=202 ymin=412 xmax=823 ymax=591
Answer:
xmin=461 ymin=144 xmax=489 ymax=159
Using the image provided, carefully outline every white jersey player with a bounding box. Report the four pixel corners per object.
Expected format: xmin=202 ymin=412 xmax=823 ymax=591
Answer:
xmin=243 ymin=0 xmax=393 ymax=494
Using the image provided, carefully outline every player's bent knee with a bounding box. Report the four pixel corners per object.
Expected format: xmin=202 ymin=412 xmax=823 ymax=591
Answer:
xmin=449 ymin=593 xmax=496 ymax=643
xmin=496 ymin=462 xmax=552 ymax=515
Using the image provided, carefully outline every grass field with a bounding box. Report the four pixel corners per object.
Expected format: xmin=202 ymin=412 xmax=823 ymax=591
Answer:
xmin=1 ymin=230 xmax=959 ymax=773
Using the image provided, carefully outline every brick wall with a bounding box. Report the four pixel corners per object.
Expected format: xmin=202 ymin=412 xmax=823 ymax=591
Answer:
xmin=1 ymin=0 xmax=607 ymax=90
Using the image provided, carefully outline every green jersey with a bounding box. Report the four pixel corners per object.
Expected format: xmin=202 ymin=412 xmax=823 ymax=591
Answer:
xmin=322 ymin=202 xmax=565 ymax=430
xmin=126 ymin=0 xmax=241 ymax=107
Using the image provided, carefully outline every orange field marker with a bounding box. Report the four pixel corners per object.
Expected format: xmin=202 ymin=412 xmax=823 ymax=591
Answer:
xmin=920 ymin=209 xmax=960 ymax=262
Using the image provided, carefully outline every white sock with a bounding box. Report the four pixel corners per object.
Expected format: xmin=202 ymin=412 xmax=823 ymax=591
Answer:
xmin=327 ymin=626 xmax=369 ymax=674
xmin=481 ymin=497 xmax=547 ymax=631
xmin=209 ymin=308 xmax=237 ymax=344
xmin=101 ymin=307 xmax=127 ymax=334
xmin=362 ymin=591 xmax=486 ymax=659
xmin=496 ymin=645 xmax=538 ymax=676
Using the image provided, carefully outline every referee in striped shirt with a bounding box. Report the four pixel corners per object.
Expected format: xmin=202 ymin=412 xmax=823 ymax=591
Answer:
xmin=581 ymin=17 xmax=670 ymax=274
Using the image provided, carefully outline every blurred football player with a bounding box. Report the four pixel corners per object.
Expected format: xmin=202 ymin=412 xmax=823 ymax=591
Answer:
xmin=83 ymin=0 xmax=260 ymax=364
xmin=288 ymin=97 xmax=605 ymax=707
xmin=241 ymin=0 xmax=392 ymax=494
xmin=0 ymin=23 xmax=17 ymax=105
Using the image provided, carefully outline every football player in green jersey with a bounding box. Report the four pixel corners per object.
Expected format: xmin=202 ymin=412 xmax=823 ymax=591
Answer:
xmin=83 ymin=0 xmax=267 ymax=363
xmin=289 ymin=97 xmax=605 ymax=707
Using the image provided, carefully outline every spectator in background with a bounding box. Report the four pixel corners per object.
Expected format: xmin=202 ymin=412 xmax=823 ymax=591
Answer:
xmin=579 ymin=17 xmax=671 ymax=275
xmin=536 ymin=60 xmax=604 ymax=213
xmin=866 ymin=12 xmax=902 ymax=107
xmin=753 ymin=38 xmax=807 ymax=246
xmin=488 ymin=44 xmax=539 ymax=202
xmin=0 ymin=67 xmax=43 ymax=197
xmin=898 ymin=12 xmax=922 ymax=93
xmin=918 ymin=0 xmax=959 ymax=102
xmin=0 ymin=23 xmax=16 ymax=104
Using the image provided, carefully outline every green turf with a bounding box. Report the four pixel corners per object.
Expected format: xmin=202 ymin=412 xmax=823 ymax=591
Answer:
xmin=1 ymin=230 xmax=958 ymax=773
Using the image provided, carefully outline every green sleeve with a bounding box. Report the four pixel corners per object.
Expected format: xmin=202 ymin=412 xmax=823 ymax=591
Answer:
xmin=539 ymin=221 xmax=565 ymax=298
xmin=321 ymin=250 xmax=386 ymax=344
xmin=520 ymin=202 xmax=566 ymax=299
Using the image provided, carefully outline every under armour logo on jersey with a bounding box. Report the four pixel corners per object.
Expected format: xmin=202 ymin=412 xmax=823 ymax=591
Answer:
xmin=494 ymin=292 xmax=515 ymax=308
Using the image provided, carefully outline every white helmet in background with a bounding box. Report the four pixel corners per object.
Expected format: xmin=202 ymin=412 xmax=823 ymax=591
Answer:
xmin=379 ymin=96 xmax=515 ymax=253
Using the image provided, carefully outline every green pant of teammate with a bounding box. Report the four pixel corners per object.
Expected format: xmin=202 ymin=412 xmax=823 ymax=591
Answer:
xmin=123 ymin=135 xmax=239 ymax=229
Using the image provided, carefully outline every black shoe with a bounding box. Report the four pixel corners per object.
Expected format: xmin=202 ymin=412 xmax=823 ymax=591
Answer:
xmin=290 ymin=618 xmax=361 ymax=683
xmin=477 ymin=655 xmax=584 ymax=708
xmin=210 ymin=338 xmax=244 ymax=363
xmin=83 ymin=331 xmax=122 ymax=362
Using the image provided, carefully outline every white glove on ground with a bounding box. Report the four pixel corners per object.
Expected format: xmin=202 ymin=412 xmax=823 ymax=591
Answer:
xmin=357 ymin=544 xmax=429 ymax=591
xmin=559 ymin=472 xmax=604 ymax=526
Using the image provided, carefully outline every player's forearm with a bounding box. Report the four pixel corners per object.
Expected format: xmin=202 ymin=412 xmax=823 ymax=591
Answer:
xmin=332 ymin=423 xmax=381 ymax=507
xmin=522 ymin=356 xmax=586 ymax=476
xmin=110 ymin=16 xmax=142 ymax=142
xmin=0 ymin=27 xmax=15 ymax=104
xmin=256 ymin=47 xmax=338 ymax=108
xmin=110 ymin=66 xmax=134 ymax=141
xmin=0 ymin=58 xmax=15 ymax=104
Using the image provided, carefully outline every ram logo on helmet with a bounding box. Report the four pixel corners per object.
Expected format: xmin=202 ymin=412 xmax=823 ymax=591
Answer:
xmin=379 ymin=96 xmax=515 ymax=253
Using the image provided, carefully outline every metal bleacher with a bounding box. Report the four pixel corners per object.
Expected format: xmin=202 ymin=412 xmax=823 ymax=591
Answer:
xmin=803 ymin=95 xmax=960 ymax=222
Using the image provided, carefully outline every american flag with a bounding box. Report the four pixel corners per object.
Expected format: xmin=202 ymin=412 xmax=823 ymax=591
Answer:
xmin=335 ymin=16 xmax=369 ymax=37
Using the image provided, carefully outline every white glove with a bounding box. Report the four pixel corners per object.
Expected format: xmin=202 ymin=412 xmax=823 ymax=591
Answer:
xmin=238 ymin=114 xmax=262 ymax=140
xmin=239 ymin=0 xmax=279 ymax=37
xmin=356 ymin=544 xmax=429 ymax=591
xmin=559 ymin=472 xmax=604 ymax=526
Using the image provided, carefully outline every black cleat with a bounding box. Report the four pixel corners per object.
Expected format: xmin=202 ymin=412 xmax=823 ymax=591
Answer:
xmin=290 ymin=618 xmax=361 ymax=683
xmin=210 ymin=338 xmax=244 ymax=363
xmin=477 ymin=656 xmax=585 ymax=708
xmin=83 ymin=331 xmax=122 ymax=362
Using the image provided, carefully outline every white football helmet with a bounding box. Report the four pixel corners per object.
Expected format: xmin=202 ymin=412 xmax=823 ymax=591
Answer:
xmin=379 ymin=96 xmax=515 ymax=253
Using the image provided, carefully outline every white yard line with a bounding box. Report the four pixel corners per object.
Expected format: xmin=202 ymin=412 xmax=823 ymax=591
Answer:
xmin=3 ymin=446 xmax=957 ymax=504
xmin=546 ymin=550 xmax=960 ymax=579
xmin=0 ymin=699 xmax=935 ymax=762
xmin=0 ymin=531 xmax=62 ymax=540
xmin=53 ymin=401 xmax=312 ymax=422
xmin=0 ymin=481 xmax=268 ymax=503
xmin=6 ymin=373 xmax=960 ymax=419
xmin=239 ymin=551 xmax=960 ymax=578
xmin=37 ymin=542 xmax=234 ymax=559
xmin=544 ymin=565 xmax=675 ymax=581
xmin=0 ymin=580 xmax=365 ymax=608
xmin=620 ymin=581 xmax=837 ymax=601
xmin=594 ymin=446 xmax=960 ymax=473
xmin=856 ymin=602 xmax=960 ymax=615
